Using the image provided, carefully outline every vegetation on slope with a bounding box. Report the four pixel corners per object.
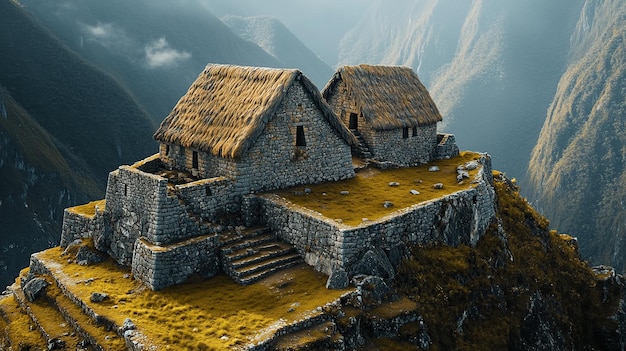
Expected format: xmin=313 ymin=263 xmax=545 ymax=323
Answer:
xmin=527 ymin=0 xmax=626 ymax=273
xmin=395 ymin=172 xmax=624 ymax=350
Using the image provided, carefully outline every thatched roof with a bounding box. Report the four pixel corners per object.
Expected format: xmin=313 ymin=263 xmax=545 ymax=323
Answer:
xmin=154 ymin=64 xmax=356 ymax=159
xmin=322 ymin=64 xmax=442 ymax=130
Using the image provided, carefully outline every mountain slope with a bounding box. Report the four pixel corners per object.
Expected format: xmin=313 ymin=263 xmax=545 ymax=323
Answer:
xmin=19 ymin=0 xmax=287 ymax=123
xmin=338 ymin=0 xmax=584 ymax=179
xmin=221 ymin=15 xmax=333 ymax=87
xmin=0 ymin=0 xmax=156 ymax=287
xmin=528 ymin=0 xmax=626 ymax=273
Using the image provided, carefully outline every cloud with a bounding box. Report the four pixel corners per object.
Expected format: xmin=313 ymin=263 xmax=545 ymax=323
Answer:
xmin=81 ymin=22 xmax=135 ymax=52
xmin=144 ymin=38 xmax=191 ymax=68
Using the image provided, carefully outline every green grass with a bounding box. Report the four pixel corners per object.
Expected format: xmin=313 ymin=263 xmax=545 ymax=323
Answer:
xmin=274 ymin=152 xmax=482 ymax=226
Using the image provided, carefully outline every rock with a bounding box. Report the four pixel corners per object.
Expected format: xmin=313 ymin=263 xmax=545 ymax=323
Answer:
xmin=75 ymin=245 xmax=106 ymax=266
xmin=383 ymin=201 xmax=394 ymax=208
xmin=353 ymin=275 xmax=397 ymax=306
xmin=410 ymin=189 xmax=420 ymax=195
xmin=457 ymin=170 xmax=469 ymax=183
xmin=465 ymin=160 xmax=479 ymax=170
xmin=433 ymin=183 xmax=444 ymax=189
xmin=429 ymin=166 xmax=440 ymax=172
xmin=340 ymin=190 xmax=350 ymax=195
xmin=326 ymin=269 xmax=349 ymax=289
xmin=23 ymin=277 xmax=49 ymax=302
xmin=304 ymin=187 xmax=312 ymax=194
xmin=90 ymin=292 xmax=108 ymax=303
xmin=62 ymin=239 xmax=83 ymax=256
xmin=388 ymin=181 xmax=400 ymax=187
xmin=48 ymin=338 xmax=66 ymax=350
xmin=351 ymin=248 xmax=395 ymax=280
xmin=120 ymin=318 xmax=136 ymax=333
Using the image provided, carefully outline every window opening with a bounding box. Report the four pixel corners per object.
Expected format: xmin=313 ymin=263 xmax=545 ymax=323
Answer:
xmin=349 ymin=113 xmax=358 ymax=130
xmin=402 ymin=127 xmax=409 ymax=139
xmin=124 ymin=184 xmax=128 ymax=196
xmin=192 ymin=151 xmax=199 ymax=169
xmin=205 ymin=187 xmax=212 ymax=196
xmin=412 ymin=126 xmax=418 ymax=137
xmin=296 ymin=125 xmax=306 ymax=147
xmin=165 ymin=144 xmax=170 ymax=155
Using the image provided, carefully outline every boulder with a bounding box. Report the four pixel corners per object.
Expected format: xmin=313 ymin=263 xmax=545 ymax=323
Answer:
xmin=410 ymin=189 xmax=420 ymax=195
xmin=429 ymin=166 xmax=440 ymax=172
xmin=23 ymin=277 xmax=49 ymax=302
xmin=90 ymin=292 xmax=108 ymax=303
xmin=351 ymin=248 xmax=395 ymax=280
xmin=353 ymin=275 xmax=397 ymax=306
xmin=433 ymin=183 xmax=444 ymax=189
xmin=382 ymin=201 xmax=394 ymax=208
xmin=326 ymin=269 xmax=349 ymax=290
xmin=388 ymin=181 xmax=400 ymax=187
xmin=75 ymin=245 xmax=106 ymax=266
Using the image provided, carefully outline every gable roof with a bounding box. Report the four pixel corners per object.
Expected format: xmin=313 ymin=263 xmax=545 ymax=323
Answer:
xmin=154 ymin=64 xmax=356 ymax=159
xmin=322 ymin=64 xmax=442 ymax=130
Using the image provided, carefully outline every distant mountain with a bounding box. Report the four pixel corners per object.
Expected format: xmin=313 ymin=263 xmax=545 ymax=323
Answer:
xmin=19 ymin=0 xmax=303 ymax=123
xmin=0 ymin=0 xmax=155 ymax=287
xmin=221 ymin=15 xmax=333 ymax=87
xmin=338 ymin=0 xmax=584 ymax=179
xmin=527 ymin=0 xmax=626 ymax=273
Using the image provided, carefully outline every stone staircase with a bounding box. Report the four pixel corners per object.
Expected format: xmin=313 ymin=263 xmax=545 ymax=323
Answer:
xmin=220 ymin=227 xmax=303 ymax=285
xmin=350 ymin=129 xmax=372 ymax=159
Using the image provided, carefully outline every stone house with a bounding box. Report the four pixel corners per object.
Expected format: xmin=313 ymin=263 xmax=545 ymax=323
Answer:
xmin=153 ymin=64 xmax=357 ymax=194
xmin=322 ymin=64 xmax=457 ymax=166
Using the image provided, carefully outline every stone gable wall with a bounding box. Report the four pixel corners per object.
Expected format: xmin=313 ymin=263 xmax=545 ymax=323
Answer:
xmin=60 ymin=210 xmax=105 ymax=248
xmin=256 ymin=155 xmax=496 ymax=275
xmin=435 ymin=133 xmax=460 ymax=160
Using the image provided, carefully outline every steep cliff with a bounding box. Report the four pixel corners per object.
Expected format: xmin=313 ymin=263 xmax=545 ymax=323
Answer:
xmin=0 ymin=0 xmax=155 ymax=288
xmin=338 ymin=0 xmax=584 ymax=179
xmin=528 ymin=0 xmax=626 ymax=273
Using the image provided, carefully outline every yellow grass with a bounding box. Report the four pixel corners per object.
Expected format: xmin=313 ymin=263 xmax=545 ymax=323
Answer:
xmin=0 ymin=294 xmax=47 ymax=350
xmin=274 ymin=152 xmax=482 ymax=226
xmin=36 ymin=247 xmax=351 ymax=350
xmin=67 ymin=199 xmax=106 ymax=218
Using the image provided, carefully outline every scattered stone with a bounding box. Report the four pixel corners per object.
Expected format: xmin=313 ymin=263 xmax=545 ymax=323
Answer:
xmin=433 ymin=183 xmax=444 ymax=189
xmin=383 ymin=201 xmax=394 ymax=208
xmin=429 ymin=166 xmax=440 ymax=172
xmin=75 ymin=245 xmax=106 ymax=266
xmin=287 ymin=307 xmax=295 ymax=313
xmin=304 ymin=187 xmax=312 ymax=194
xmin=84 ymin=278 xmax=95 ymax=284
xmin=90 ymin=292 xmax=108 ymax=303
xmin=362 ymin=218 xmax=369 ymax=222
xmin=465 ymin=160 xmax=479 ymax=170
xmin=120 ymin=318 xmax=136 ymax=333
xmin=326 ymin=269 xmax=349 ymax=289
xmin=322 ymin=192 xmax=327 ymax=196
xmin=388 ymin=181 xmax=400 ymax=187
xmin=220 ymin=335 xmax=229 ymax=341
xmin=410 ymin=189 xmax=420 ymax=195
xmin=340 ymin=190 xmax=350 ymax=195
xmin=23 ymin=277 xmax=49 ymax=302
xmin=457 ymin=170 xmax=469 ymax=183
xmin=123 ymin=274 xmax=130 ymax=279
xmin=48 ymin=338 xmax=66 ymax=350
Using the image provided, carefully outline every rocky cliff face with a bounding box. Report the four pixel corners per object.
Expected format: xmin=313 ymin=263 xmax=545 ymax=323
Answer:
xmin=338 ymin=0 xmax=584 ymax=178
xmin=527 ymin=0 xmax=626 ymax=273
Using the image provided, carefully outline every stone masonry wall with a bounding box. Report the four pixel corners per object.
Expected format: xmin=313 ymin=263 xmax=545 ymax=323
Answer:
xmin=59 ymin=210 xmax=105 ymax=248
xmin=435 ymin=133 xmax=460 ymax=160
xmin=131 ymin=234 xmax=220 ymax=291
xmin=257 ymin=154 xmax=496 ymax=275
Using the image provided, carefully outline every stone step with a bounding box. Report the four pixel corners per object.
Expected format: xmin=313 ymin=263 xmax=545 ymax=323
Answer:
xmin=236 ymin=259 xmax=304 ymax=286
xmin=230 ymin=247 xmax=298 ymax=271
xmin=221 ymin=234 xmax=275 ymax=255
xmin=28 ymin=253 xmax=128 ymax=350
xmin=219 ymin=226 xmax=272 ymax=246
xmin=12 ymin=283 xmax=82 ymax=350
xmin=272 ymin=320 xmax=344 ymax=351
xmin=0 ymin=292 xmax=50 ymax=350
xmin=227 ymin=241 xmax=295 ymax=264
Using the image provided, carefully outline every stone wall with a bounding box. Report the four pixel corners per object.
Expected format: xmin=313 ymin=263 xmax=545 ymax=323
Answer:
xmin=435 ymin=133 xmax=460 ymax=160
xmin=131 ymin=235 xmax=220 ymax=291
xmin=59 ymin=209 xmax=105 ymax=248
xmin=256 ymin=154 xmax=496 ymax=275
xmin=363 ymin=124 xmax=438 ymax=166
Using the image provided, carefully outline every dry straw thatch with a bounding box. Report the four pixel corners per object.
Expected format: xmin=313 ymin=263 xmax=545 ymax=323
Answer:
xmin=154 ymin=64 xmax=356 ymax=159
xmin=322 ymin=64 xmax=442 ymax=130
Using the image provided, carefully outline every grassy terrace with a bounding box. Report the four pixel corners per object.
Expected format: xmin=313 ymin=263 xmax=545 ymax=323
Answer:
xmin=66 ymin=199 xmax=106 ymax=218
xmin=34 ymin=248 xmax=351 ymax=350
xmin=273 ymin=152 xmax=483 ymax=226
